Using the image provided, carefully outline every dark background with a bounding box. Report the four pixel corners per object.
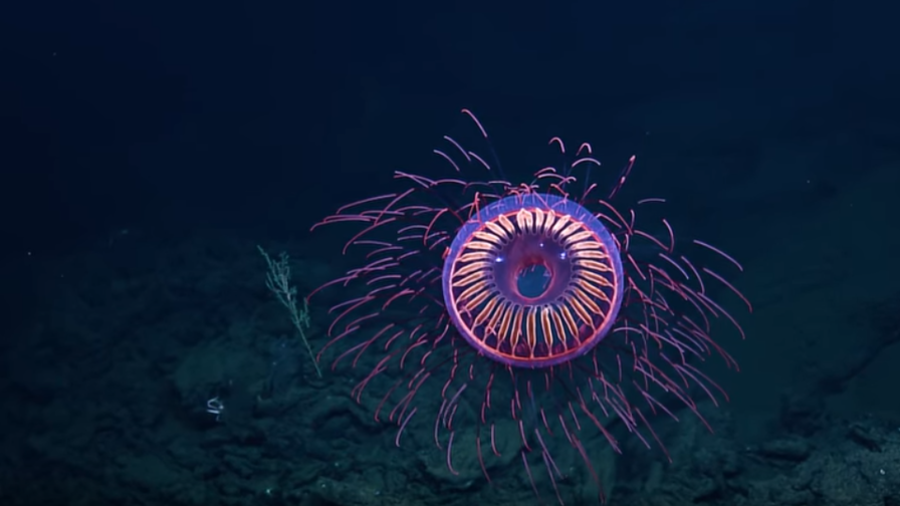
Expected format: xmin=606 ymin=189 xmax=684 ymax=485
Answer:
xmin=4 ymin=0 xmax=891 ymax=256
xmin=2 ymin=0 xmax=900 ymax=505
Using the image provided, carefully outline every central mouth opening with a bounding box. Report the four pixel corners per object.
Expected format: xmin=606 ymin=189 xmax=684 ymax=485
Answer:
xmin=515 ymin=261 xmax=551 ymax=298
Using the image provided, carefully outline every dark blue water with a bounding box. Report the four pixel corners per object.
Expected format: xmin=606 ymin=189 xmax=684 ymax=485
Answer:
xmin=2 ymin=1 xmax=899 ymax=505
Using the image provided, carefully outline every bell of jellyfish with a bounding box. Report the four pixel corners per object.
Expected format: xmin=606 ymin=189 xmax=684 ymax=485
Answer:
xmin=442 ymin=193 xmax=624 ymax=369
xmin=309 ymin=109 xmax=750 ymax=504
